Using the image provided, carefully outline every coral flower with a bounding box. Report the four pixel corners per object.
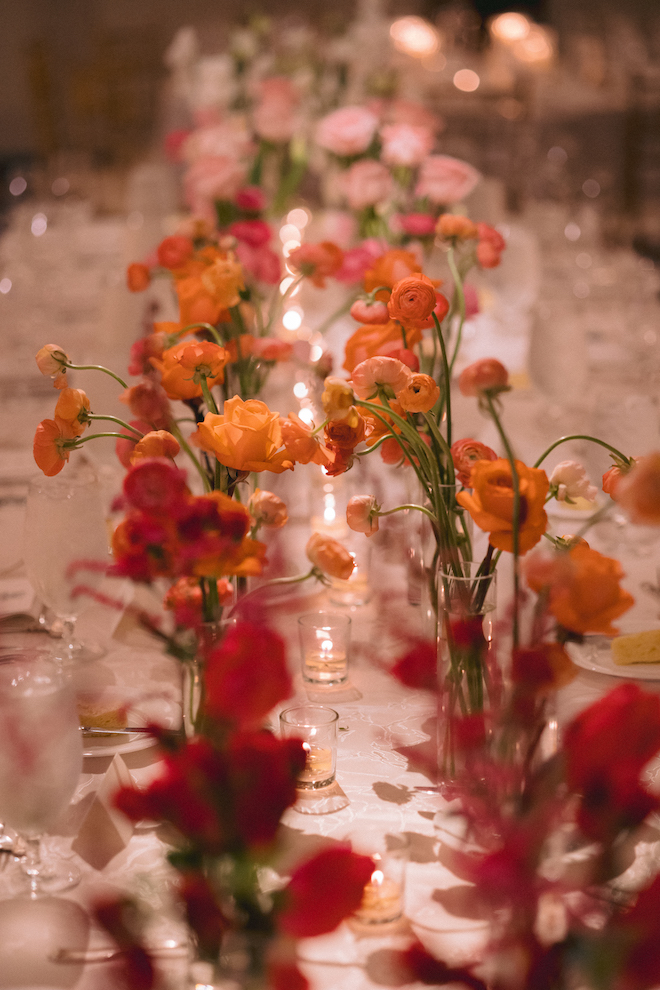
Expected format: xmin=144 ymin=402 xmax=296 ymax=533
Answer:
xmin=54 ymin=387 xmax=91 ymax=437
xmin=35 ymin=344 xmax=69 ymax=389
xmin=457 ymin=459 xmax=549 ymax=554
xmin=152 ymin=341 xmax=228 ymax=401
xmin=364 ymin=249 xmax=422 ymax=297
xmin=120 ymin=380 xmax=171 ymax=430
xmin=130 ymin=431 xmax=180 ymax=464
xmin=116 ymin=420 xmax=150 ymax=469
xmin=280 ymin=413 xmax=333 ymax=468
xmin=396 ymin=373 xmax=440 ymax=412
xmin=193 ymin=396 xmax=294 ymax=473
xmin=351 ymin=356 xmax=412 ymax=399
xmin=525 ymin=543 xmax=634 ymax=635
xmin=250 ymin=338 xmax=293 ymax=362
xmin=349 ymin=299 xmax=390 ymax=325
xmin=451 ymin=438 xmax=498 ymax=487
xmin=458 ymin=358 xmax=509 ymax=397
xmin=287 ymin=242 xmax=344 ymax=288
xmin=157 ymin=235 xmax=194 ymax=270
xmin=347 ymin=495 xmax=380 ymax=537
xmin=33 ymin=419 xmax=75 ymax=476
xmin=436 ymin=214 xmax=479 ymax=241
xmin=476 ymin=222 xmax=506 ymax=270
xmin=126 ymin=262 xmax=151 ymax=292
xmin=248 ymin=489 xmax=288 ymax=528
xmin=321 ymin=378 xmax=358 ymax=425
xmin=388 ymin=274 xmax=438 ymax=329
xmin=615 ymin=452 xmax=660 ymax=525
xmin=306 ymin=532 xmax=354 ymax=581
xmin=343 ymin=320 xmax=422 ymax=374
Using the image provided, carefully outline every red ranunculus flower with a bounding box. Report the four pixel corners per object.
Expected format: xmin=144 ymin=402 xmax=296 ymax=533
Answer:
xmin=391 ymin=641 xmax=438 ymax=692
xmin=229 ymin=219 xmax=272 ymax=248
xmin=277 ymin=845 xmax=375 ymax=938
xmin=123 ymin=458 xmax=189 ymax=515
xmin=157 ymin=235 xmax=194 ymax=270
xmin=178 ymin=872 xmax=227 ymax=958
xmin=204 ymin=622 xmax=292 ymax=730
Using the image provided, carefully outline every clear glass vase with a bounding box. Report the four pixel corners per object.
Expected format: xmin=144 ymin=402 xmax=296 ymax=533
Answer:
xmin=181 ymin=619 xmax=235 ymax=738
xmin=437 ymin=561 xmax=497 ymax=789
xmin=188 ymin=932 xmax=270 ymax=990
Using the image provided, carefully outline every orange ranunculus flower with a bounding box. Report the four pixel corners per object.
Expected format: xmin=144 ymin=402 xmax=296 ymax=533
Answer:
xmin=36 ymin=344 xmax=69 ymax=389
xmin=364 ymin=249 xmax=422 ymax=300
xmin=151 ymin=341 xmax=228 ymax=401
xmin=456 ymin=458 xmax=549 ymax=554
xmin=130 ymin=430 xmax=180 ymax=464
xmin=126 ymin=262 xmax=151 ymax=292
xmin=615 ymin=453 xmax=660 ymax=526
xmin=33 ymin=419 xmax=76 ymax=476
xmin=200 ymin=255 xmax=245 ymax=310
xmin=388 ymin=274 xmax=438 ymax=329
xmin=280 ymin=413 xmax=333 ymax=468
xmin=120 ymin=380 xmax=171 ymax=430
xmin=306 ymin=532 xmax=355 ymax=581
xmin=193 ymin=396 xmax=294 ymax=474
xmin=157 ymin=235 xmax=194 ymax=271
xmin=436 ymin=214 xmax=478 ymax=241
xmin=287 ymin=242 xmax=344 ymax=288
xmin=396 ymin=373 xmax=440 ymax=413
xmin=191 ymin=491 xmax=267 ymax=578
xmin=525 ymin=544 xmax=634 ymax=636
xmin=459 ymin=358 xmax=509 ymax=397
xmin=54 ymin=387 xmax=91 ymax=437
xmin=343 ymin=320 xmax=423 ymax=374
xmin=175 ymin=276 xmax=230 ymax=327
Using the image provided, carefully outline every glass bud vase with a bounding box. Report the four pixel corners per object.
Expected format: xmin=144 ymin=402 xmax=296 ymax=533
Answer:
xmin=437 ymin=561 xmax=497 ymax=790
xmin=188 ymin=932 xmax=270 ymax=990
xmin=181 ymin=619 xmax=235 ymax=738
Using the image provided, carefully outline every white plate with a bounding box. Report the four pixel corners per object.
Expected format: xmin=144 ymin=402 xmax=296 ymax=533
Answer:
xmin=567 ymin=629 xmax=660 ymax=681
xmin=82 ymin=707 xmax=176 ymax=758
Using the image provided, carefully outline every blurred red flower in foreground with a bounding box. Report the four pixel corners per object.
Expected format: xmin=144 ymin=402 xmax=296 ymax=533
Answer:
xmin=277 ymin=845 xmax=374 ymax=938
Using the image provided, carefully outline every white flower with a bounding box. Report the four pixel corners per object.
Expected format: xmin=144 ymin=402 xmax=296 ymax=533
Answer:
xmin=549 ymin=460 xmax=597 ymax=503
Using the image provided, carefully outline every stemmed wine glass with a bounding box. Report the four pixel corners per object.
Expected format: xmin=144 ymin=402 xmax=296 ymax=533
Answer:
xmin=23 ymin=469 xmax=109 ymax=665
xmin=0 ymin=654 xmax=83 ymax=894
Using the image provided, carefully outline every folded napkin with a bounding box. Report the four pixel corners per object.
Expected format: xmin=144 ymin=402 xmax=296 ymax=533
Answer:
xmin=72 ymin=753 xmax=135 ymax=869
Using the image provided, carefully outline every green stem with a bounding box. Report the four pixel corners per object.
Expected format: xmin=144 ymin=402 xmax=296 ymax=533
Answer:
xmin=70 ymin=432 xmax=132 ymax=444
xmin=88 ymin=415 xmax=144 ymax=436
xmin=533 ymin=435 xmax=631 ymax=468
xmin=205 ymin=577 xmax=220 ymax=623
xmin=169 ymin=422 xmax=212 ymax=492
xmin=485 ymin=393 xmax=520 ymax=647
xmin=178 ymin=322 xmax=225 ymax=346
xmin=228 ymin=568 xmax=317 ymax=614
xmin=200 ymin=377 xmax=219 ymax=415
xmin=446 ymin=247 xmax=466 ymax=378
xmin=64 ymin=363 xmax=127 ymax=389
xmin=379 ymin=504 xmax=439 ymax=524
xmin=432 ymin=312 xmax=452 ymax=448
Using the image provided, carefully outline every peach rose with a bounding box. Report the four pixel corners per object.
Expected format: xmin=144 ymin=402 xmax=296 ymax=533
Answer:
xmin=343 ymin=320 xmax=422 ymax=374
xmin=248 ymin=489 xmax=288 ymax=528
xmin=415 ymin=155 xmax=481 ymax=204
xmin=525 ymin=544 xmax=634 ymax=635
xmin=615 ymin=453 xmax=660 ymax=525
xmin=193 ymin=396 xmax=294 ymax=474
xmin=396 ymin=374 xmax=440 ymax=413
xmin=388 ymin=274 xmax=438 ymax=329
xmin=380 ymin=124 xmax=434 ymax=167
xmin=342 ymin=160 xmax=394 ymax=211
xmin=450 ymin=438 xmax=498 ymax=486
xmin=306 ymin=532 xmax=355 ymax=581
xmin=127 ymin=263 xmax=150 ymax=292
xmin=130 ymin=431 xmax=180 ymax=464
xmin=459 ymin=358 xmax=509 ymax=397
xmin=347 ymin=495 xmax=380 ymax=537
xmin=436 ymin=214 xmax=479 ymax=241
xmin=456 ymin=458 xmax=549 ymax=554
xmin=351 ymin=356 xmax=411 ymax=399
xmin=316 ymin=106 xmax=379 ymax=156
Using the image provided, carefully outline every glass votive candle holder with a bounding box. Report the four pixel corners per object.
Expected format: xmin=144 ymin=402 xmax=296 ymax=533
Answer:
xmin=279 ymin=705 xmax=338 ymax=789
xmin=349 ymin=828 xmax=409 ymax=925
xmin=298 ymin=612 xmax=350 ymax=687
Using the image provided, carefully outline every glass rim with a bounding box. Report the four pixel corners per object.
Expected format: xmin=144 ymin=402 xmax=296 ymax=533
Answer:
xmin=297 ymin=612 xmax=351 ymax=629
xmin=437 ymin=561 xmax=497 ymax=581
xmin=279 ymin=704 xmax=339 ymax=727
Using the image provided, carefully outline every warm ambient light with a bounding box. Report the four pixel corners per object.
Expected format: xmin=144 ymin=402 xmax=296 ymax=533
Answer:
xmin=390 ymin=16 xmax=439 ymax=58
xmin=489 ymin=12 xmax=531 ymax=42
xmin=453 ymin=69 xmax=480 ymax=92
xmin=512 ymin=24 xmax=554 ymax=64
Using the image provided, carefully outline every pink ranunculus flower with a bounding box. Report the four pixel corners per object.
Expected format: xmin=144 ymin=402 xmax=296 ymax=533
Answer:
xmin=347 ymin=495 xmax=380 ymax=537
xmin=316 ymin=106 xmax=379 ymax=157
xmin=334 ymin=240 xmax=386 ymax=284
xmin=235 ymin=242 xmax=281 ymax=285
xmin=380 ymin=124 xmax=434 ymax=167
xmin=253 ymin=98 xmax=299 ymax=144
xmin=549 ymin=461 xmax=598 ymax=503
xmin=235 ymin=186 xmax=267 ymax=213
xmin=181 ymin=123 xmax=254 ymax=163
xmin=398 ymin=213 xmax=437 ymax=238
xmin=229 ymin=220 xmax=272 ymax=248
xmin=463 ymin=283 xmax=480 ymax=318
xmin=251 ymin=338 xmax=293 ymax=362
xmin=342 ymin=160 xmax=393 ymax=211
xmin=415 ymin=155 xmax=481 ymax=204
xmin=351 ymin=356 xmax=412 ymax=399
xmin=184 ymin=156 xmax=248 ymax=215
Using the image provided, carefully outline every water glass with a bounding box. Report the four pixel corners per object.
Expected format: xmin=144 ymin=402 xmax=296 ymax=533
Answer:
xmin=279 ymin=706 xmax=338 ymax=789
xmin=298 ymin=613 xmax=350 ymax=686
